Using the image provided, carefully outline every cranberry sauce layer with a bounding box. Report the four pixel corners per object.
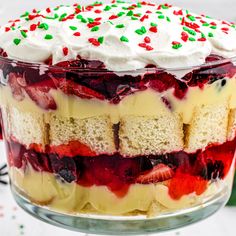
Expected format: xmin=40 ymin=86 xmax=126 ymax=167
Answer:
xmin=0 ymin=55 xmax=236 ymax=110
xmin=7 ymin=138 xmax=236 ymax=199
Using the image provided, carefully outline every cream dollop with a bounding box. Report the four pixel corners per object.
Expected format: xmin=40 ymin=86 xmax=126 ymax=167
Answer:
xmin=0 ymin=2 xmax=236 ymax=71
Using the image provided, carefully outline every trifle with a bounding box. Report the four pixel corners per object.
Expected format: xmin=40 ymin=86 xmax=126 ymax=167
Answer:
xmin=0 ymin=1 xmax=236 ymax=234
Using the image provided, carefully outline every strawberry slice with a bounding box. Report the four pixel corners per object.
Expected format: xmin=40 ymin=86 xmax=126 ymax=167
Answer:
xmin=168 ymin=172 xmax=208 ymax=200
xmin=25 ymin=86 xmax=57 ymax=110
xmin=136 ymin=163 xmax=174 ymax=184
xmin=8 ymin=73 xmax=25 ymax=101
xmin=58 ymin=79 xmax=105 ymax=100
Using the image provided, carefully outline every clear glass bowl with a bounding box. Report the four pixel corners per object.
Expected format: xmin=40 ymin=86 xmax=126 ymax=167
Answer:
xmin=0 ymin=54 xmax=236 ymax=234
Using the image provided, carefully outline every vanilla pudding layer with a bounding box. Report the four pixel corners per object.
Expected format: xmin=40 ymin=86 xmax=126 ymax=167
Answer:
xmin=10 ymin=165 xmax=234 ymax=216
xmin=1 ymin=76 xmax=236 ymax=155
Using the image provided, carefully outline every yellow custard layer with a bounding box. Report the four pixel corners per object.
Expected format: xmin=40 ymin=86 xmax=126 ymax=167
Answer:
xmin=10 ymin=166 xmax=233 ymax=216
xmin=0 ymin=76 xmax=236 ymax=124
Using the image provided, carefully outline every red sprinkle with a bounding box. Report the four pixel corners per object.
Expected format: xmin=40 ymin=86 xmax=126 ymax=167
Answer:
xmin=146 ymin=10 xmax=152 ymax=14
xmin=146 ymin=45 xmax=154 ymax=51
xmin=144 ymin=36 xmax=151 ymax=43
xmin=173 ymin=10 xmax=183 ymax=16
xmin=221 ymin=27 xmax=229 ymax=31
xmin=149 ymin=26 xmax=157 ymax=33
xmin=63 ymin=47 xmax=69 ymax=56
xmin=198 ymin=38 xmax=207 ymax=42
xmin=109 ymin=15 xmax=118 ymax=20
xmin=73 ymin=32 xmax=81 ymax=36
xmin=87 ymin=21 xmax=101 ymax=28
xmin=181 ymin=32 xmax=189 ymax=42
xmin=88 ymin=38 xmax=100 ymax=47
xmin=30 ymin=24 xmax=37 ymax=31
xmin=94 ymin=9 xmax=102 ymax=14
xmin=172 ymin=41 xmax=180 ymax=45
xmin=140 ymin=14 xmax=149 ymax=22
xmin=46 ymin=8 xmax=51 ymax=13
xmin=94 ymin=17 xmax=102 ymax=21
xmin=138 ymin=43 xmax=147 ymax=48
xmin=32 ymin=9 xmax=37 ymax=14
xmin=5 ymin=27 xmax=10 ymax=32
xmin=86 ymin=6 xmax=93 ymax=11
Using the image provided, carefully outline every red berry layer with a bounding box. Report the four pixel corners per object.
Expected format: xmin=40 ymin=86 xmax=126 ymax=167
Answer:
xmin=6 ymin=137 xmax=236 ymax=199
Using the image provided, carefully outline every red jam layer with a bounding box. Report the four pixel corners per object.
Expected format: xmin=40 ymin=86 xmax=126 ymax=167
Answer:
xmin=0 ymin=55 xmax=236 ymax=110
xmin=6 ymin=138 xmax=236 ymax=199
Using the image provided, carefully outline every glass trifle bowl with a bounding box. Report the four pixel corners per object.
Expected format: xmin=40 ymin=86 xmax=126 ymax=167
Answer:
xmin=0 ymin=1 xmax=236 ymax=234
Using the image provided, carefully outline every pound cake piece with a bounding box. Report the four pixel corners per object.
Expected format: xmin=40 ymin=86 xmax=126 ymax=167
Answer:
xmin=227 ymin=108 xmax=236 ymax=141
xmin=8 ymin=106 xmax=48 ymax=148
xmin=119 ymin=112 xmax=184 ymax=156
xmin=49 ymin=114 xmax=116 ymax=155
xmin=185 ymin=100 xmax=229 ymax=152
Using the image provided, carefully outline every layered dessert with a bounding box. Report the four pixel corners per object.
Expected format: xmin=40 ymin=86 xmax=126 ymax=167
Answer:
xmin=0 ymin=1 xmax=236 ymax=216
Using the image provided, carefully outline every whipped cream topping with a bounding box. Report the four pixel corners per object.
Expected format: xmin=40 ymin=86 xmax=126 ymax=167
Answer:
xmin=0 ymin=1 xmax=236 ymax=71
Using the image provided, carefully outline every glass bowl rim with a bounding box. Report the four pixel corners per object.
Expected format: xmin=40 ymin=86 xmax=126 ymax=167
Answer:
xmin=0 ymin=55 xmax=235 ymax=74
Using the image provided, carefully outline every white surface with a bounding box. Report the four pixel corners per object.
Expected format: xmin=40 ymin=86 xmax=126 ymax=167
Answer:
xmin=0 ymin=142 xmax=236 ymax=236
xmin=0 ymin=0 xmax=235 ymax=23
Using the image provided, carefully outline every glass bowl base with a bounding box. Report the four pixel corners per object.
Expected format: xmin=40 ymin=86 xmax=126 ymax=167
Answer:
xmin=11 ymin=185 xmax=230 ymax=235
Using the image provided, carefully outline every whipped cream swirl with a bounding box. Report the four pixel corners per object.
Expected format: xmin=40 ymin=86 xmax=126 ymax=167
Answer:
xmin=0 ymin=1 xmax=236 ymax=71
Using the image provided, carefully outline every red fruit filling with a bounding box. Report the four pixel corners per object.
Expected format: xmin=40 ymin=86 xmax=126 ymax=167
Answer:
xmin=0 ymin=55 xmax=236 ymax=109
xmin=6 ymin=137 xmax=236 ymax=199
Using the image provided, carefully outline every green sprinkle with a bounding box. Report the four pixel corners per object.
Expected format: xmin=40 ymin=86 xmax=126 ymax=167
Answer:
xmin=208 ymin=32 xmax=214 ymax=37
xmin=77 ymin=5 xmax=82 ymax=10
xmin=188 ymin=15 xmax=196 ymax=21
xmin=161 ymin=5 xmax=169 ymax=9
xmin=172 ymin=44 xmax=182 ymax=49
xmin=20 ymin=30 xmax=27 ymax=38
xmin=88 ymin=18 xmax=94 ymax=23
xmin=44 ymin=34 xmax=53 ymax=40
xmin=76 ymin=14 xmax=83 ymax=19
xmin=11 ymin=27 xmax=16 ymax=30
xmin=186 ymin=10 xmax=189 ymax=14
xmin=135 ymin=26 xmax=147 ymax=35
xmin=189 ymin=37 xmax=196 ymax=41
xmin=25 ymin=18 xmax=29 ymax=21
xmin=158 ymin=15 xmax=165 ymax=19
xmin=120 ymin=36 xmax=129 ymax=42
xmin=206 ymin=15 xmax=212 ymax=19
xmin=210 ymin=25 xmax=217 ymax=29
xmin=104 ymin=5 xmax=112 ymax=11
xmin=183 ymin=27 xmax=196 ymax=36
xmin=20 ymin=11 xmax=29 ymax=18
xmin=108 ymin=21 xmax=114 ymax=25
xmin=141 ymin=26 xmax=146 ymax=33
xmin=81 ymin=18 xmax=87 ymax=23
xmin=156 ymin=11 xmax=163 ymax=14
xmin=201 ymin=33 xmax=206 ymax=38
xmin=116 ymin=24 xmax=125 ymax=28
xmin=117 ymin=0 xmax=125 ymax=3
xmin=98 ymin=36 xmax=104 ymax=44
xmin=54 ymin=7 xmax=59 ymax=11
xmin=127 ymin=10 xmax=133 ymax=16
xmin=137 ymin=2 xmax=142 ymax=7
xmin=112 ymin=4 xmax=118 ymax=7
xmin=151 ymin=22 xmax=157 ymax=27
xmin=91 ymin=26 xmax=99 ymax=32
xmin=69 ymin=26 xmax=77 ymax=31
xmin=59 ymin=13 xmax=67 ymax=21
xmin=166 ymin=16 xmax=171 ymax=22
xmin=38 ymin=23 xmax=49 ymax=30
xmin=122 ymin=7 xmax=128 ymax=10
xmin=203 ymin=23 xmax=210 ymax=26
xmin=13 ymin=38 xmax=21 ymax=45
xmin=131 ymin=16 xmax=138 ymax=20
xmin=117 ymin=12 xmax=125 ymax=17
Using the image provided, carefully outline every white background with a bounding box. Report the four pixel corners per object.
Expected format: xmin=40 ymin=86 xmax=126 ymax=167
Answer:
xmin=0 ymin=0 xmax=236 ymax=235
